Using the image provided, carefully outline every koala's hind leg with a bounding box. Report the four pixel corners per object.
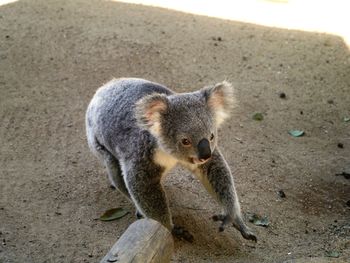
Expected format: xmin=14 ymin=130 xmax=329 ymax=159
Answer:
xmin=194 ymin=148 xmax=257 ymax=242
xmin=89 ymin=137 xmax=130 ymax=199
xmin=103 ymin=155 xmax=131 ymax=199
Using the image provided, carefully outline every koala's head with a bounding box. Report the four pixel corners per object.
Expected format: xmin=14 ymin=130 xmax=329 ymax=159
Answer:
xmin=135 ymin=81 xmax=235 ymax=165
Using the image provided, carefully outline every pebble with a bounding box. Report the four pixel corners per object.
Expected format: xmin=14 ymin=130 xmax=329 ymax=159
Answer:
xmin=277 ymin=190 xmax=286 ymax=198
xmin=337 ymin=143 xmax=344 ymax=149
xmin=279 ymin=92 xmax=286 ymax=99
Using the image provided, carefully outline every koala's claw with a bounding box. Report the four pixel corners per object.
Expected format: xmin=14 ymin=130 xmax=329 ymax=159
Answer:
xmin=212 ymin=214 xmax=223 ymax=221
xmin=242 ymin=231 xmax=257 ymax=242
xmin=212 ymin=214 xmax=230 ymax=232
xmin=172 ymin=225 xmax=194 ymax=243
xmin=212 ymin=214 xmax=257 ymax=242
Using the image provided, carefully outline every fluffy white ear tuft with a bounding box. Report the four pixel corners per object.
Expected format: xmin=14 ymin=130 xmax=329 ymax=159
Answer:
xmin=135 ymin=94 xmax=168 ymax=136
xmin=203 ymin=81 xmax=236 ymax=127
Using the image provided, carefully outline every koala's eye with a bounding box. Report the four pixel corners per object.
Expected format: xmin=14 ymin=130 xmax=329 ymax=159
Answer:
xmin=181 ymin=138 xmax=192 ymax=147
xmin=210 ymin=133 xmax=215 ymax=141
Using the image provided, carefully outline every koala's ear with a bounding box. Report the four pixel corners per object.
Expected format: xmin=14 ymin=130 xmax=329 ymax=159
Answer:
xmin=202 ymin=81 xmax=235 ymax=127
xmin=135 ymin=93 xmax=169 ymax=136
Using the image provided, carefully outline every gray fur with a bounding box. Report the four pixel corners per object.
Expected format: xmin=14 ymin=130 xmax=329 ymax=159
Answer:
xmin=86 ymin=78 xmax=256 ymax=241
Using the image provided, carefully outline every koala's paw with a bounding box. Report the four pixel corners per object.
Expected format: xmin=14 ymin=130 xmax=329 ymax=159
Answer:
xmin=241 ymin=229 xmax=257 ymax=242
xmin=212 ymin=214 xmax=230 ymax=232
xmin=212 ymin=214 xmax=257 ymax=242
xmin=172 ymin=225 xmax=194 ymax=243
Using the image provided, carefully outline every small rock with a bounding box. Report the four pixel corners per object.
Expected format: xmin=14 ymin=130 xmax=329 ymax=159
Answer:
xmin=279 ymin=92 xmax=286 ymax=99
xmin=327 ymin=99 xmax=334 ymax=104
xmin=5 ymin=35 xmax=9 ymax=39
xmin=217 ymin=37 xmax=222 ymax=41
xmin=277 ymin=190 xmax=286 ymax=198
xmin=337 ymin=143 xmax=344 ymax=149
xmin=346 ymin=200 xmax=350 ymax=207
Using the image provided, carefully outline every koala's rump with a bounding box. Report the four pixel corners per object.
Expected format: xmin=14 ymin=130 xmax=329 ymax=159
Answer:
xmin=86 ymin=78 xmax=173 ymax=161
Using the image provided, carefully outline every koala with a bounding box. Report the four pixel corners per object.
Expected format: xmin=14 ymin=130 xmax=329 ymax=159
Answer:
xmin=86 ymin=78 xmax=256 ymax=242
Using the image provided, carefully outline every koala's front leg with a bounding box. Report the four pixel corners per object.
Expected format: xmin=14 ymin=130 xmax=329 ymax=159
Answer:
xmin=123 ymin=161 xmax=193 ymax=242
xmin=196 ymin=149 xmax=257 ymax=242
xmin=124 ymin=162 xmax=173 ymax=230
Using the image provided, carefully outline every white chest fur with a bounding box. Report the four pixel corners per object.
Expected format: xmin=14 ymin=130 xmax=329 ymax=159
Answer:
xmin=153 ymin=148 xmax=178 ymax=175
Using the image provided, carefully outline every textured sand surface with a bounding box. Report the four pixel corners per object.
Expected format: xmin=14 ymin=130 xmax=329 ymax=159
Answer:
xmin=1 ymin=1 xmax=349 ymax=262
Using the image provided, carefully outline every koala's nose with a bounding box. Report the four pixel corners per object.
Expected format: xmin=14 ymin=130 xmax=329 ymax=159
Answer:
xmin=197 ymin=138 xmax=211 ymax=161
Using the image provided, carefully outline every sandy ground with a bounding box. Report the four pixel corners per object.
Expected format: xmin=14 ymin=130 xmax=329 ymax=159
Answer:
xmin=0 ymin=0 xmax=349 ymax=262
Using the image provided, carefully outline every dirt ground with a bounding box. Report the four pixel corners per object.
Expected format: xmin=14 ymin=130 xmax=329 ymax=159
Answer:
xmin=1 ymin=0 xmax=349 ymax=262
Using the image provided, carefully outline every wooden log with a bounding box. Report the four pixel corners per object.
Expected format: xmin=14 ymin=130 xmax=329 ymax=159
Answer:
xmin=100 ymin=219 xmax=174 ymax=263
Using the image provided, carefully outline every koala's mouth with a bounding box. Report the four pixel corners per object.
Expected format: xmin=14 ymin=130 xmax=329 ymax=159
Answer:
xmin=189 ymin=157 xmax=210 ymax=165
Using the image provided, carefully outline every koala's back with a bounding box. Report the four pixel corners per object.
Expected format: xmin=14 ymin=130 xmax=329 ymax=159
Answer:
xmin=86 ymin=78 xmax=173 ymax=160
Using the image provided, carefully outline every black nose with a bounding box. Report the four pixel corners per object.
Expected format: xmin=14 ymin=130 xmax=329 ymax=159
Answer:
xmin=197 ymin=138 xmax=211 ymax=161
